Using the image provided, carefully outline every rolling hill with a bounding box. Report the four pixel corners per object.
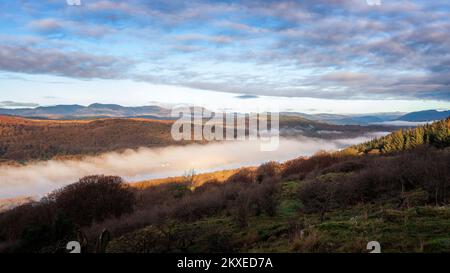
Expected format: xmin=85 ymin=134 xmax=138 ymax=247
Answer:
xmin=0 ymin=116 xmax=191 ymax=163
xmin=351 ymin=117 xmax=450 ymax=154
xmin=0 ymin=114 xmax=393 ymax=164
xmin=396 ymin=110 xmax=450 ymax=122
xmin=0 ymin=118 xmax=449 ymax=253
xmin=2 ymin=103 xmax=447 ymax=127
xmin=0 ymin=103 xmax=171 ymax=120
xmin=284 ymin=110 xmax=450 ymax=125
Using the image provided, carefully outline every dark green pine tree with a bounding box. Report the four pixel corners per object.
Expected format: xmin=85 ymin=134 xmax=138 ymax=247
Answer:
xmin=350 ymin=118 xmax=450 ymax=154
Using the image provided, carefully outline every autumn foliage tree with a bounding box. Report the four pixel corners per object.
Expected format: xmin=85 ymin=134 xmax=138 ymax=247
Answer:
xmin=46 ymin=175 xmax=135 ymax=226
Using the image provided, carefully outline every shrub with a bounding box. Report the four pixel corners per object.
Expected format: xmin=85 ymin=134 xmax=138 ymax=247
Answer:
xmin=255 ymin=161 xmax=281 ymax=183
xmin=225 ymin=168 xmax=255 ymax=184
xmin=281 ymin=152 xmax=339 ymax=179
xmin=291 ymin=229 xmax=323 ymax=252
xmin=252 ymin=181 xmax=278 ymax=216
xmin=233 ymin=195 xmax=250 ymax=228
xmin=298 ymin=178 xmax=340 ymax=220
xmin=0 ymin=202 xmax=55 ymax=242
xmin=298 ymin=148 xmax=450 ymax=215
xmin=47 ymin=175 xmax=135 ymax=226
xmin=19 ymin=213 xmax=76 ymax=253
xmin=320 ymin=160 xmax=365 ymax=174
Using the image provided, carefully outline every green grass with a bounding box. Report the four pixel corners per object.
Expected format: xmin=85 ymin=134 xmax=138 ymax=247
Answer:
xmin=277 ymin=180 xmax=302 ymax=217
xmin=107 ymin=178 xmax=450 ymax=253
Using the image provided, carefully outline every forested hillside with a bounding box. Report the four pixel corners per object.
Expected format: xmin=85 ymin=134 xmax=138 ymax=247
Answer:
xmin=0 ymin=116 xmax=191 ymax=163
xmin=351 ymin=118 xmax=450 ymax=154
xmin=0 ymin=115 xmax=393 ymax=164
xmin=0 ymin=119 xmax=449 ymax=253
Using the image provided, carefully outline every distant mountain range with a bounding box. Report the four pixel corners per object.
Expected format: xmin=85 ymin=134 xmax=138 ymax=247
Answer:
xmin=0 ymin=103 xmax=172 ymax=120
xmin=285 ymin=110 xmax=449 ymax=125
xmin=395 ymin=110 xmax=450 ymax=122
xmin=287 ymin=113 xmax=403 ymax=125
xmin=0 ymin=104 xmax=448 ymax=125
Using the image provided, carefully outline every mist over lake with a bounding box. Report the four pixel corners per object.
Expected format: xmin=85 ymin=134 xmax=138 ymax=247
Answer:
xmin=0 ymin=133 xmax=387 ymax=199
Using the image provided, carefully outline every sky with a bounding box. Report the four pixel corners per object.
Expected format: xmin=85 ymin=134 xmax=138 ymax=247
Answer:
xmin=0 ymin=0 xmax=450 ymax=113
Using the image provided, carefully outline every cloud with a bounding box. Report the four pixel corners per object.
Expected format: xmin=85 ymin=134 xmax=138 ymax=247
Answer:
xmin=0 ymin=101 xmax=39 ymax=108
xmin=373 ymin=121 xmax=436 ymax=127
xmin=29 ymin=18 xmax=63 ymax=32
xmin=175 ymin=34 xmax=234 ymax=45
xmin=28 ymin=18 xmax=114 ymax=38
xmin=0 ymin=44 xmax=133 ymax=79
xmin=85 ymin=0 xmax=137 ymax=12
xmin=321 ymin=72 xmax=373 ymax=83
xmin=235 ymin=94 xmax=259 ymax=99
xmin=1 ymin=0 xmax=450 ymax=100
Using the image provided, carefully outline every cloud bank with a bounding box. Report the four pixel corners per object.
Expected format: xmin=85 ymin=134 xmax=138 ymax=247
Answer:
xmin=0 ymin=135 xmax=385 ymax=199
xmin=0 ymin=1 xmax=449 ymax=100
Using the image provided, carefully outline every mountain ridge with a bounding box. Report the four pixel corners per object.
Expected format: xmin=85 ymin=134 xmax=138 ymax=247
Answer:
xmin=396 ymin=110 xmax=450 ymax=122
xmin=1 ymin=104 xmax=447 ymax=125
xmin=0 ymin=103 xmax=171 ymax=119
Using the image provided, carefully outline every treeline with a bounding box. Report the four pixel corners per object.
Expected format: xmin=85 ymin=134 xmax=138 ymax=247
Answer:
xmin=351 ymin=118 xmax=450 ymax=154
xmin=0 ymin=117 xmax=193 ymax=163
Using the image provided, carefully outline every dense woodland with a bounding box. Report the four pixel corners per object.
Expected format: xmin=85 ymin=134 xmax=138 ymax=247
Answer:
xmin=352 ymin=118 xmax=450 ymax=154
xmin=0 ymin=115 xmax=393 ymax=164
xmin=0 ymin=116 xmax=189 ymax=163
xmin=0 ymin=119 xmax=449 ymax=253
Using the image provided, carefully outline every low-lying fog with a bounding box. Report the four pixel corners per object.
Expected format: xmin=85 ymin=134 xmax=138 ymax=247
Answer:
xmin=0 ymin=133 xmax=388 ymax=199
xmin=372 ymin=120 xmax=436 ymax=126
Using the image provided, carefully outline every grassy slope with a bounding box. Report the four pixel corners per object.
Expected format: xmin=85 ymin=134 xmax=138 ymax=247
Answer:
xmin=131 ymin=168 xmax=246 ymax=189
xmin=107 ymin=120 xmax=450 ymax=253
xmin=1 ymin=119 xmax=448 ymax=253
xmin=109 ymin=178 xmax=450 ymax=253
